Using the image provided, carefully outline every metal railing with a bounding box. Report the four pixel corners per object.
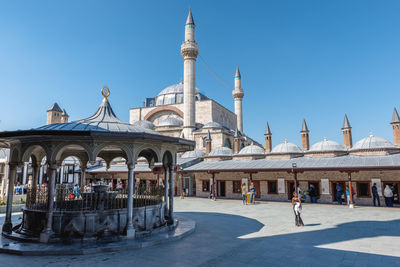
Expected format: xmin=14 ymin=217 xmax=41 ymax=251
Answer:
xmin=25 ymin=184 xmax=164 ymax=212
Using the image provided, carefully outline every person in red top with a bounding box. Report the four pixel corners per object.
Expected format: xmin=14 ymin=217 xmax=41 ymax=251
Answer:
xmin=67 ymin=190 xmax=75 ymax=200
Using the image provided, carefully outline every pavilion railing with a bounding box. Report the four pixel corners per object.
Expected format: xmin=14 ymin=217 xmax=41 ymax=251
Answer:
xmin=25 ymin=184 xmax=164 ymax=212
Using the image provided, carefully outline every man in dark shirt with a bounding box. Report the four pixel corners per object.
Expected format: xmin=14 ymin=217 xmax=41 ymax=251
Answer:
xmin=372 ymin=183 xmax=380 ymax=206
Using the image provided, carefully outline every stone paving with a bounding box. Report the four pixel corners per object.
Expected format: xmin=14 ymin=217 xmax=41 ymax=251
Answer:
xmin=1 ymin=198 xmax=400 ymax=266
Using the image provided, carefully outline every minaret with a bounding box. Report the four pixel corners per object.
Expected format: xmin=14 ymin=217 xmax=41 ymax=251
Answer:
xmin=205 ymin=130 xmax=212 ymax=154
xmin=391 ymin=107 xmax=400 ymax=146
xmin=233 ymin=129 xmax=241 ymax=153
xmin=264 ymin=122 xmax=272 ymax=152
xmin=301 ymin=119 xmax=310 ymax=151
xmin=342 ymin=114 xmax=352 ymax=148
xmin=181 ymin=9 xmax=199 ymax=139
xmin=232 ymin=66 xmax=244 ymax=133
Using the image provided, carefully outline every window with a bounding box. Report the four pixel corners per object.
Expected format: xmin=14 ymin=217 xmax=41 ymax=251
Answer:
xmin=156 ymin=96 xmax=164 ymax=106
xmin=268 ymin=181 xmax=277 ymax=194
xmin=202 ymin=180 xmax=210 ymax=192
xmin=357 ymin=182 xmax=370 ymax=197
xmin=233 ymin=181 xmax=241 ymax=193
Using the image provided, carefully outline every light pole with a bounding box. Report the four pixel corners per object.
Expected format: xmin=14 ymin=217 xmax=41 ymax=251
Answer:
xmin=292 ymin=162 xmax=298 ymax=198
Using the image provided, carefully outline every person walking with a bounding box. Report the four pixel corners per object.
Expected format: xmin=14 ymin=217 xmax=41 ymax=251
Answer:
xmin=308 ymin=185 xmax=317 ymax=203
xmin=241 ymin=183 xmax=247 ymax=205
xmin=384 ymin=185 xmax=393 ymax=207
xmin=372 ymin=183 xmax=380 ymax=206
xmin=336 ymin=183 xmax=343 ymax=205
xmin=250 ymin=182 xmax=256 ymax=204
xmin=292 ymin=192 xmax=304 ymax=227
xmin=345 ymin=185 xmax=351 ymax=206
xmin=73 ymin=184 xmax=80 ymax=198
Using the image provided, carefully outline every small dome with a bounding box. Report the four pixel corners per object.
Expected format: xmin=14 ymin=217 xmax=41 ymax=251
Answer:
xmin=272 ymin=140 xmax=302 ymax=154
xmin=239 ymin=145 xmax=265 ymax=155
xmin=209 ymin=146 xmax=233 ymax=156
xmin=203 ymin=121 xmax=223 ymax=129
xmin=158 ymin=117 xmax=183 ymax=127
xmin=132 ymin=120 xmax=155 ymax=130
xmin=182 ymin=149 xmax=206 ymax=158
xmin=310 ymin=138 xmax=345 ymax=152
xmin=353 ymin=134 xmax=395 ymax=150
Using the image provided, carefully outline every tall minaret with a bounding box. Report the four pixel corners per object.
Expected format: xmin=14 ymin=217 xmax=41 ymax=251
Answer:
xmin=391 ymin=107 xmax=400 ymax=146
xmin=301 ymin=119 xmax=310 ymax=151
xmin=232 ymin=66 xmax=244 ymax=132
xmin=342 ymin=114 xmax=352 ymax=148
xmin=264 ymin=122 xmax=272 ymax=152
xmin=181 ymin=9 xmax=199 ymax=139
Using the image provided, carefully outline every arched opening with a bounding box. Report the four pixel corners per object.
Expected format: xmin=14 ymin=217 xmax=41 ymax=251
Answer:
xmin=224 ymin=138 xmax=232 ymax=149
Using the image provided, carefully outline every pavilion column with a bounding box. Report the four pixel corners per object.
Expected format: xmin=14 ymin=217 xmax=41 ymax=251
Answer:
xmin=164 ymin=167 xmax=169 ymax=216
xmin=212 ymin=173 xmax=216 ymax=200
xmin=126 ymin=163 xmax=135 ymax=238
xmin=40 ymin=163 xmax=58 ymax=243
xmin=168 ymin=167 xmax=174 ymax=224
xmin=80 ymin=166 xmax=87 ymax=189
xmin=2 ymin=163 xmax=18 ymax=233
xmin=180 ymin=172 xmax=184 ymax=199
xmin=31 ymin=164 xmax=40 ymax=204
xmin=22 ymin=162 xmax=28 ymax=185
xmin=39 ymin=165 xmax=43 ymax=185
xmin=348 ymin=172 xmax=354 ymax=209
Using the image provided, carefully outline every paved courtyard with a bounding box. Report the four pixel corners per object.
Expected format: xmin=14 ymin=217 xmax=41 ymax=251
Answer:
xmin=1 ymin=198 xmax=400 ymax=266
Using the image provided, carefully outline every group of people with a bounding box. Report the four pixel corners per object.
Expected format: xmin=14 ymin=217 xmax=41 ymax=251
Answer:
xmin=335 ymin=183 xmax=355 ymax=206
xmin=241 ymin=182 xmax=256 ymax=205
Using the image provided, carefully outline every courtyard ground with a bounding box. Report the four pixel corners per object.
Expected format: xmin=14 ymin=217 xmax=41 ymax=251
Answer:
xmin=0 ymin=198 xmax=400 ymax=266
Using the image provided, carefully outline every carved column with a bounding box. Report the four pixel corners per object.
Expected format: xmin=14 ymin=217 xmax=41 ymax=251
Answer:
xmin=164 ymin=167 xmax=169 ymax=216
xmin=126 ymin=162 xmax=135 ymax=238
xmin=2 ymin=163 xmax=18 ymax=233
xmin=40 ymin=162 xmax=58 ymax=243
xmin=80 ymin=165 xmax=87 ymax=189
xmin=31 ymin=164 xmax=40 ymax=204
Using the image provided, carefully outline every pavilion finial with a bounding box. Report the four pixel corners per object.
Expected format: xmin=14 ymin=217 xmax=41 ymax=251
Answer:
xmin=101 ymin=86 xmax=111 ymax=101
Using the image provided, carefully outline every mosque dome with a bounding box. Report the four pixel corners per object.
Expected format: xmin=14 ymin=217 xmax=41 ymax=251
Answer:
xmin=310 ymin=138 xmax=345 ymax=152
xmin=272 ymin=140 xmax=302 ymax=154
xmin=155 ymin=83 xmax=208 ymax=106
xmin=157 ymin=117 xmax=183 ymax=127
xmin=352 ymin=134 xmax=395 ymax=150
xmin=239 ymin=145 xmax=265 ymax=155
xmin=182 ymin=149 xmax=206 ymax=158
xmin=132 ymin=120 xmax=155 ymax=130
xmin=202 ymin=121 xmax=223 ymax=129
xmin=209 ymin=146 xmax=233 ymax=156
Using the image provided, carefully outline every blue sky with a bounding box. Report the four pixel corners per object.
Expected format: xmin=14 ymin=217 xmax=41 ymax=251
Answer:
xmin=1 ymin=0 xmax=400 ymax=147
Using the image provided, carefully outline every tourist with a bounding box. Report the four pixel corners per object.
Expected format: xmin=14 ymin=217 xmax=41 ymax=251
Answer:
xmin=336 ymin=183 xmax=343 ymax=205
xmin=345 ymin=185 xmax=350 ymax=206
xmin=241 ymin=183 xmax=247 ymax=205
xmin=67 ymin=189 xmax=75 ymax=200
xmin=250 ymin=182 xmax=256 ymax=204
xmin=372 ymin=183 xmax=380 ymax=206
xmin=291 ymin=192 xmax=304 ymax=227
xmin=308 ymin=184 xmax=317 ymax=203
xmin=384 ymin=185 xmax=393 ymax=207
xmin=73 ymin=184 xmax=79 ymax=198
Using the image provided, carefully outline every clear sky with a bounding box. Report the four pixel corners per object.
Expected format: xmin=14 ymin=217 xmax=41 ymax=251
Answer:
xmin=1 ymin=0 xmax=400 ymax=148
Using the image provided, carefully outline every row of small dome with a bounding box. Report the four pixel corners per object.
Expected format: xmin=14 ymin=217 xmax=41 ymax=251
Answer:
xmin=133 ymin=119 xmax=226 ymax=130
xmin=182 ymin=135 xmax=398 ymax=158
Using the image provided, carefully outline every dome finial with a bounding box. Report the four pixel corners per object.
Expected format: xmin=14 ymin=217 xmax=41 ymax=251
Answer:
xmin=180 ymin=76 xmax=183 ymax=84
xmin=101 ymin=86 xmax=110 ymax=101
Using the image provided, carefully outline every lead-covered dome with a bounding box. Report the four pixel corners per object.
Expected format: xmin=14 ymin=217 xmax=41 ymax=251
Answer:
xmin=239 ymin=145 xmax=265 ymax=155
xmin=157 ymin=117 xmax=183 ymax=127
xmin=209 ymin=146 xmax=233 ymax=156
xmin=310 ymin=138 xmax=345 ymax=152
xmin=182 ymin=149 xmax=206 ymax=158
xmin=202 ymin=121 xmax=223 ymax=129
xmin=272 ymin=140 xmax=302 ymax=154
xmin=155 ymin=83 xmax=208 ymax=106
xmin=352 ymin=134 xmax=395 ymax=150
xmin=132 ymin=120 xmax=155 ymax=130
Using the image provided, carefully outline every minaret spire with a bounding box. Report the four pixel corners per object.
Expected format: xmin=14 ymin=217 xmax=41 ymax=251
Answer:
xmin=391 ymin=107 xmax=400 ymax=146
xmin=342 ymin=114 xmax=353 ymax=148
xmin=264 ymin=122 xmax=272 ymax=152
xmin=232 ymin=65 xmax=244 ymax=133
xmin=181 ymin=9 xmax=199 ymax=140
xmin=300 ymin=119 xmax=310 ymax=151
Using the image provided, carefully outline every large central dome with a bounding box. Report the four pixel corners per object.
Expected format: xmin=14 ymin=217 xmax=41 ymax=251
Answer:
xmin=155 ymin=82 xmax=208 ymax=106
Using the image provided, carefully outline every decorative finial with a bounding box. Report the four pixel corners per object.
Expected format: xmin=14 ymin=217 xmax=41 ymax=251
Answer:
xmin=101 ymin=86 xmax=110 ymax=100
xmin=180 ymin=76 xmax=183 ymax=84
